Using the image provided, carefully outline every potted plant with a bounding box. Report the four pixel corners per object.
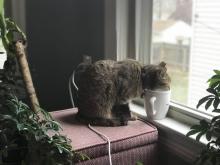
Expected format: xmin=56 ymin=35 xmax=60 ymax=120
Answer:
xmin=0 ymin=1 xmax=87 ymax=164
xmin=0 ymin=96 xmax=74 ymax=165
xmin=187 ymin=70 xmax=220 ymax=165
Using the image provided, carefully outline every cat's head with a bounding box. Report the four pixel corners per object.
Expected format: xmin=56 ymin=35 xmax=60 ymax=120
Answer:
xmin=141 ymin=62 xmax=171 ymax=90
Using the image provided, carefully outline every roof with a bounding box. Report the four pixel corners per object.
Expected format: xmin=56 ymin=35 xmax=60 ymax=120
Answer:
xmin=153 ymin=20 xmax=175 ymax=32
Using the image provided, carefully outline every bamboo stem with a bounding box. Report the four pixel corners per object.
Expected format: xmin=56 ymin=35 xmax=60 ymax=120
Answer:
xmin=15 ymin=40 xmax=39 ymax=112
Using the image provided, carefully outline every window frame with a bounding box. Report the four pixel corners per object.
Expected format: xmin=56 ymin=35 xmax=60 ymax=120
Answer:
xmin=133 ymin=0 xmax=214 ymax=124
xmin=104 ymin=0 xmax=213 ymax=123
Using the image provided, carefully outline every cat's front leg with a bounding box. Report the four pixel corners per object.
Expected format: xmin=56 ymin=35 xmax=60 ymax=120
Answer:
xmin=112 ymin=103 xmax=137 ymax=125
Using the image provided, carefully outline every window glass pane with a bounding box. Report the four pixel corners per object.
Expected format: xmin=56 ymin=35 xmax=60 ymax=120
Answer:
xmin=0 ymin=40 xmax=6 ymax=69
xmin=152 ymin=0 xmax=220 ymax=112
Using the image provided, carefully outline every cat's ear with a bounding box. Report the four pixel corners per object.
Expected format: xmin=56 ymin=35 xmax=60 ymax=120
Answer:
xmin=159 ymin=61 xmax=166 ymax=68
xmin=159 ymin=61 xmax=167 ymax=72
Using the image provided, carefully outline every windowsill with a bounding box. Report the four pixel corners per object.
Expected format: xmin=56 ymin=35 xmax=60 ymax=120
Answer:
xmin=130 ymin=102 xmax=206 ymax=163
xmin=130 ymin=103 xmax=189 ymax=134
xmin=130 ymin=102 xmax=209 ymax=145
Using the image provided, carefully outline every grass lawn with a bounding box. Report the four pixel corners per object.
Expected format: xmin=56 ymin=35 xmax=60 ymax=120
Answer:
xmin=168 ymin=67 xmax=189 ymax=104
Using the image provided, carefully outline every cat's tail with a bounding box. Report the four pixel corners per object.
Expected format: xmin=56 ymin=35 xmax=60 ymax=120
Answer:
xmin=76 ymin=113 xmax=128 ymax=126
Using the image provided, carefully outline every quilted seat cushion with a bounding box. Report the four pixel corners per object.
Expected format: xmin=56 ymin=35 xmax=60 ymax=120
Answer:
xmin=50 ymin=108 xmax=158 ymax=160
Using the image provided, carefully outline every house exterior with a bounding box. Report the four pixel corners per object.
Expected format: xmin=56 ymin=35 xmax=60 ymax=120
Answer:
xmin=152 ymin=20 xmax=191 ymax=70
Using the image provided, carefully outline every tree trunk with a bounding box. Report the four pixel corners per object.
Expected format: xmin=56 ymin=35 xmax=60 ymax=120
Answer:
xmin=15 ymin=40 xmax=39 ymax=112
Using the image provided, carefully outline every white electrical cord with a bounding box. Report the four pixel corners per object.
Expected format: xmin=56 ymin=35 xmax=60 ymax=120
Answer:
xmin=68 ymin=70 xmax=78 ymax=107
xmin=68 ymin=70 xmax=113 ymax=165
xmin=88 ymin=124 xmax=112 ymax=165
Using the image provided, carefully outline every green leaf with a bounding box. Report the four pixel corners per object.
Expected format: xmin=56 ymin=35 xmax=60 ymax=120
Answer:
xmin=213 ymin=70 xmax=220 ymax=75
xmin=50 ymin=120 xmax=62 ymax=131
xmin=211 ymin=115 xmax=220 ymax=123
xmin=200 ymin=120 xmax=209 ymax=128
xmin=136 ymin=161 xmax=143 ymax=165
xmin=6 ymin=30 xmax=13 ymax=43
xmin=213 ymin=98 xmax=220 ymax=109
xmin=205 ymin=98 xmax=214 ymax=110
xmin=37 ymin=106 xmax=53 ymax=121
xmin=207 ymin=88 xmax=218 ymax=96
xmin=57 ymin=146 xmax=64 ymax=154
xmin=209 ymin=75 xmax=220 ymax=81
xmin=212 ymin=109 xmax=220 ymax=113
xmin=0 ymin=132 xmax=7 ymax=144
xmin=186 ymin=129 xmax=200 ymax=137
xmin=0 ymin=114 xmax=18 ymax=123
xmin=213 ymin=128 xmax=220 ymax=134
xmin=0 ymin=5 xmax=6 ymax=39
xmin=0 ymin=0 xmax=4 ymax=17
xmin=206 ymin=131 xmax=212 ymax=141
xmin=197 ymin=95 xmax=214 ymax=109
xmin=5 ymin=18 xmax=26 ymax=41
xmin=196 ymin=131 xmax=206 ymax=141
xmin=190 ymin=125 xmax=202 ymax=130
xmin=77 ymin=152 xmax=90 ymax=161
xmin=209 ymin=79 xmax=218 ymax=88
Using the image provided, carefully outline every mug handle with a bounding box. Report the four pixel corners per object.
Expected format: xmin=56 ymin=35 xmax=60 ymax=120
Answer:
xmin=149 ymin=96 xmax=156 ymax=116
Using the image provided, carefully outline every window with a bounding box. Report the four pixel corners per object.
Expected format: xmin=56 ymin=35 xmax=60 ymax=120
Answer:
xmin=113 ymin=0 xmax=220 ymax=117
xmin=150 ymin=0 xmax=220 ymax=113
xmin=0 ymin=40 xmax=6 ymax=69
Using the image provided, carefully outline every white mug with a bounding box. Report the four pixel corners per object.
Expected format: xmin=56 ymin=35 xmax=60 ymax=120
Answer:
xmin=144 ymin=89 xmax=171 ymax=120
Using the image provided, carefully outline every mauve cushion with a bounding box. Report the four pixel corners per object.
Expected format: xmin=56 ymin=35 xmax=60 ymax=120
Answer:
xmin=50 ymin=108 xmax=158 ymax=159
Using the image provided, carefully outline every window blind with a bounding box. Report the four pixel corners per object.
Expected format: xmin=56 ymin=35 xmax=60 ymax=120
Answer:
xmin=188 ymin=0 xmax=220 ymax=109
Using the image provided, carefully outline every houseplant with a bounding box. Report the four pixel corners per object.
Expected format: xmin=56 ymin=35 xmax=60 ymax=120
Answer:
xmin=187 ymin=70 xmax=220 ymax=165
xmin=0 ymin=1 xmax=87 ymax=164
xmin=0 ymin=96 xmax=74 ymax=164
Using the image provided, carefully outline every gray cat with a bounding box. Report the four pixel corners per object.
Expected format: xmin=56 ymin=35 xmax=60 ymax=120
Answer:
xmin=73 ymin=59 xmax=170 ymax=126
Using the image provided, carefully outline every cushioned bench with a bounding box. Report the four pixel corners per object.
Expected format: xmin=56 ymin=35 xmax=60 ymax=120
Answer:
xmin=51 ymin=108 xmax=158 ymax=165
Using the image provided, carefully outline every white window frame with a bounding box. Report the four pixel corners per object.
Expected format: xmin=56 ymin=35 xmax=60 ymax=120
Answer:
xmin=134 ymin=0 xmax=213 ymax=124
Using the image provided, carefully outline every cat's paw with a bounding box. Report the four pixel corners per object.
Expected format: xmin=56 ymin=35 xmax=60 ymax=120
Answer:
xmin=120 ymin=120 xmax=128 ymax=126
xmin=129 ymin=115 xmax=137 ymax=121
xmin=129 ymin=112 xmax=137 ymax=121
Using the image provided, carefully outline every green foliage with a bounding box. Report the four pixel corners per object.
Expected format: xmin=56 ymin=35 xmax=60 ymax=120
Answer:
xmin=0 ymin=96 xmax=87 ymax=164
xmin=186 ymin=70 xmax=220 ymax=165
xmin=0 ymin=0 xmax=26 ymax=109
xmin=0 ymin=95 xmax=76 ymax=164
xmin=136 ymin=161 xmax=143 ymax=165
xmin=0 ymin=1 xmax=87 ymax=164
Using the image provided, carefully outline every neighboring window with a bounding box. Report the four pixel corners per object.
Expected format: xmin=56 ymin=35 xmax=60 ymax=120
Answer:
xmin=151 ymin=0 xmax=220 ymax=112
xmin=0 ymin=40 xmax=6 ymax=69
